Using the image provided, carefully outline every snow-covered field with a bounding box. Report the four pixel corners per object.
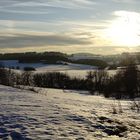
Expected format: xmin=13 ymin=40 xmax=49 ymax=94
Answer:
xmin=0 ymin=85 xmax=139 ymax=140
xmin=60 ymin=69 xmax=117 ymax=78
xmin=0 ymin=60 xmax=97 ymax=71
xmin=0 ymin=60 xmax=116 ymax=79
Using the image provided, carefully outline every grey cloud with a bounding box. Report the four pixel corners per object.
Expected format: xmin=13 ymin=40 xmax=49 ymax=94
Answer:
xmin=0 ymin=33 xmax=92 ymax=49
xmin=1 ymin=0 xmax=95 ymax=9
xmin=0 ymin=0 xmax=95 ymax=19
xmin=0 ymin=9 xmax=49 ymax=15
xmin=112 ymin=0 xmax=139 ymax=3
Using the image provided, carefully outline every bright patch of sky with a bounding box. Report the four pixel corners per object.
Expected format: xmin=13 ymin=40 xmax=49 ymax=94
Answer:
xmin=0 ymin=0 xmax=140 ymax=54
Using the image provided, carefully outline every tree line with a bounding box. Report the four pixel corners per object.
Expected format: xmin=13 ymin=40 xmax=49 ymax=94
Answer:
xmin=0 ymin=63 xmax=139 ymax=99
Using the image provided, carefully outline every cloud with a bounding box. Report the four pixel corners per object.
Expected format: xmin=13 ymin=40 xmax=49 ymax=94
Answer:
xmin=0 ymin=9 xmax=49 ymax=15
xmin=0 ymin=19 xmax=108 ymax=37
xmin=0 ymin=0 xmax=139 ymax=55
xmin=0 ymin=33 xmax=92 ymax=49
xmin=113 ymin=10 xmax=140 ymax=18
xmin=112 ymin=0 xmax=139 ymax=3
xmin=0 ymin=0 xmax=96 ymax=22
xmin=0 ymin=0 xmax=95 ymax=10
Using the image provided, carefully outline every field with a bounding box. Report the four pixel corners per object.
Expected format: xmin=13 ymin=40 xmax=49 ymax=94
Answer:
xmin=0 ymin=85 xmax=139 ymax=140
xmin=0 ymin=60 xmax=116 ymax=79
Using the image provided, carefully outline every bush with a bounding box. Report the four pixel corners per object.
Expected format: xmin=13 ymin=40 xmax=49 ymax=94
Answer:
xmin=21 ymin=71 xmax=33 ymax=86
xmin=86 ymin=70 xmax=109 ymax=94
xmin=130 ymin=100 xmax=140 ymax=113
xmin=24 ymin=67 xmax=36 ymax=71
xmin=0 ymin=68 xmax=19 ymax=86
xmin=0 ymin=68 xmax=9 ymax=85
xmin=33 ymin=72 xmax=89 ymax=90
xmin=16 ymin=66 xmax=20 ymax=70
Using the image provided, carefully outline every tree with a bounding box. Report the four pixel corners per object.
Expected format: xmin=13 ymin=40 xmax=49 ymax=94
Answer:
xmin=86 ymin=70 xmax=109 ymax=94
xmin=21 ymin=71 xmax=33 ymax=86
xmin=123 ymin=64 xmax=138 ymax=98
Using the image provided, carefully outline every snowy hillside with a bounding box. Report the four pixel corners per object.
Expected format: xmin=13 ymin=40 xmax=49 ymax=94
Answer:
xmin=0 ymin=85 xmax=139 ymax=140
xmin=0 ymin=60 xmax=97 ymax=71
xmin=0 ymin=60 xmax=117 ymax=79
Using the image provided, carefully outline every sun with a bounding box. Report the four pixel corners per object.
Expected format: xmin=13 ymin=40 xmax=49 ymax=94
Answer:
xmin=104 ymin=11 xmax=140 ymax=46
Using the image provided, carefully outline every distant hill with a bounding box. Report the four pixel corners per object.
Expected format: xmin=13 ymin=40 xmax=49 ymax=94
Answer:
xmin=69 ymin=53 xmax=102 ymax=60
xmin=71 ymin=59 xmax=108 ymax=69
xmin=0 ymin=52 xmax=68 ymax=64
xmin=0 ymin=51 xmax=139 ymax=69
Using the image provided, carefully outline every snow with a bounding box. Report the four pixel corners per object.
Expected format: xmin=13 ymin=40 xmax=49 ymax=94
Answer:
xmin=36 ymin=63 xmax=97 ymax=73
xmin=0 ymin=60 xmax=115 ymax=78
xmin=0 ymin=60 xmax=97 ymax=71
xmin=0 ymin=60 xmax=99 ymax=78
xmin=0 ymin=85 xmax=139 ymax=140
xmin=60 ymin=69 xmax=117 ymax=79
xmin=0 ymin=60 xmax=45 ymax=69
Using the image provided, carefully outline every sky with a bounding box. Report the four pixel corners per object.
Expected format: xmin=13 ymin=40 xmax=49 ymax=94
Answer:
xmin=0 ymin=0 xmax=140 ymax=55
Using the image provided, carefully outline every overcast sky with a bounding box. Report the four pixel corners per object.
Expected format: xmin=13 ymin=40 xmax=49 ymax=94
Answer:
xmin=0 ymin=0 xmax=140 ymax=54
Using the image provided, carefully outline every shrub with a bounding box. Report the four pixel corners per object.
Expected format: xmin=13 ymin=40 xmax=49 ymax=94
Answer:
xmin=24 ymin=67 xmax=36 ymax=71
xmin=16 ymin=66 xmax=20 ymax=70
xmin=130 ymin=100 xmax=140 ymax=113
xmin=86 ymin=70 xmax=109 ymax=94
xmin=21 ymin=71 xmax=33 ymax=86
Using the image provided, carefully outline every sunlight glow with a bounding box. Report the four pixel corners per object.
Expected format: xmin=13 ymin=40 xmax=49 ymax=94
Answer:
xmin=105 ymin=11 xmax=140 ymax=46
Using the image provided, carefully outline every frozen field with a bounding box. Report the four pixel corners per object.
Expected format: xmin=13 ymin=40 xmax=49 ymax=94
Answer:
xmin=0 ymin=60 xmax=117 ymax=79
xmin=0 ymin=60 xmax=97 ymax=71
xmin=59 ymin=69 xmax=117 ymax=78
xmin=0 ymin=85 xmax=139 ymax=140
